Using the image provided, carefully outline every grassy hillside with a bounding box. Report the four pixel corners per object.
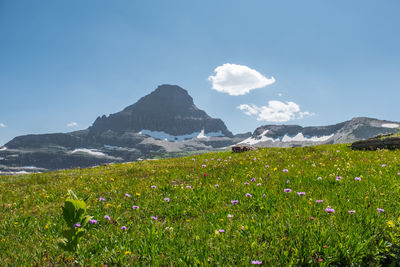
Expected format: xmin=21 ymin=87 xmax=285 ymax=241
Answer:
xmin=1 ymin=144 xmax=400 ymax=265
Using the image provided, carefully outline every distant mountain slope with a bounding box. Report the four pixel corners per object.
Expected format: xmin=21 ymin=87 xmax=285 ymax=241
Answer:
xmin=240 ymin=117 xmax=400 ymax=147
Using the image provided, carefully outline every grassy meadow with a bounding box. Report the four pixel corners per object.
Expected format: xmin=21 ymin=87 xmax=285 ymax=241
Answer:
xmin=1 ymin=144 xmax=400 ymax=265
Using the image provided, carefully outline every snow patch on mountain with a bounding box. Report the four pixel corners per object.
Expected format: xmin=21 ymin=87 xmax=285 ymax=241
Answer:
xmin=240 ymin=130 xmax=334 ymax=145
xmin=70 ymin=148 xmax=108 ymax=157
xmin=139 ymin=129 xmax=224 ymax=142
xmin=382 ymin=123 xmax=399 ymax=129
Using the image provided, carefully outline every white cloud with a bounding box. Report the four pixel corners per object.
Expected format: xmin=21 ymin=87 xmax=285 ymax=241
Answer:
xmin=208 ymin=63 xmax=275 ymax=95
xmin=67 ymin=122 xmax=78 ymax=127
xmin=238 ymin=100 xmax=314 ymax=122
xmin=0 ymin=123 xmax=6 ymax=128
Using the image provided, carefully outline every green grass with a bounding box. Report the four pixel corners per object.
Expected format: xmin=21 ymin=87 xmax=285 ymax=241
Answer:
xmin=1 ymin=144 xmax=400 ymax=265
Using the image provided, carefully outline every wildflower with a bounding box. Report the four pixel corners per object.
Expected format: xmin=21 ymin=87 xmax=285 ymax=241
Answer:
xmin=192 ymin=158 xmax=195 ymax=161
xmin=203 ymin=173 xmax=207 ymax=177
xmin=316 ymin=200 xmax=323 ymax=203
xmin=286 ymin=180 xmax=290 ymax=183
xmin=318 ymin=258 xmax=323 ymax=262
xmin=132 ymin=205 xmax=139 ymax=209
xmin=125 ymin=251 xmax=131 ymax=255
xmin=336 ymin=176 xmax=342 ymax=181
xmin=89 ymin=219 xmax=97 ymax=224
xmin=218 ymin=229 xmax=225 ymax=233
xmin=125 ymin=193 xmax=131 ymax=198
xmin=104 ymin=215 xmax=111 ymax=221
xmin=325 ymin=207 xmax=335 ymax=213
xmin=310 ymin=217 xmax=315 ymax=220
xmin=336 ymin=150 xmax=340 ymax=153
xmin=164 ymin=198 xmax=170 ymax=202
xmin=387 ymin=220 xmax=394 ymax=228
xmin=202 ymin=164 xmax=206 ymax=168
xmin=348 ymin=210 xmax=355 ymax=214
xmin=186 ymin=185 xmax=192 ymax=189
xmin=121 ymin=226 xmax=127 ymax=231
xmin=215 ymin=184 xmax=219 ymax=187
xmin=73 ymin=223 xmax=81 ymax=228
xmin=283 ymin=169 xmax=288 ymax=172
xmin=217 ymin=158 xmax=221 ymax=161
xmin=251 ymin=260 xmax=262 ymax=265
xmin=152 ymin=216 xmax=158 ymax=220
xmin=251 ymin=178 xmax=256 ymax=182
xmin=265 ymin=165 xmax=269 ymax=168
xmin=231 ymin=200 xmax=239 ymax=204
xmin=227 ymin=214 xmax=233 ymax=218
xmin=273 ymin=167 xmax=278 ymax=171
xmin=151 ymin=185 xmax=157 ymax=189
xmin=229 ymin=156 xmax=231 ymax=159
xmin=263 ymin=194 xmax=266 ymax=198
xmin=382 ymin=164 xmax=386 ymax=168
xmin=257 ymin=183 xmax=261 ymax=186
xmin=354 ymin=177 xmax=361 ymax=181
xmin=246 ymin=193 xmax=253 ymax=197
xmin=244 ymin=182 xmax=249 ymax=185
xmin=284 ymin=188 xmax=292 ymax=193
xmin=99 ymin=197 xmax=106 ymax=202
xmin=317 ymin=177 xmax=322 ymax=180
xmin=377 ymin=208 xmax=384 ymax=213
xmin=397 ymin=173 xmax=400 ymax=175
xmin=297 ymin=192 xmax=305 ymax=196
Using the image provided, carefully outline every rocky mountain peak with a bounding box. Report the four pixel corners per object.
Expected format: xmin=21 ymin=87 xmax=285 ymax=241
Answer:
xmin=89 ymin=84 xmax=233 ymax=137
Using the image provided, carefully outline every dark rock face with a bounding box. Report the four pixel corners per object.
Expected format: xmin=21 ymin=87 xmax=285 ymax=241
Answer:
xmin=351 ymin=135 xmax=400 ymax=150
xmin=89 ymin=84 xmax=233 ymax=137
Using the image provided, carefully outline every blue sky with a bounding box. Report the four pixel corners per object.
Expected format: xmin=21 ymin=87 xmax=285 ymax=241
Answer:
xmin=1 ymin=0 xmax=399 ymax=145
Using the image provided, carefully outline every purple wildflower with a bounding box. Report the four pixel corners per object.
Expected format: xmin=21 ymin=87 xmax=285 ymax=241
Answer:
xmin=348 ymin=210 xmax=355 ymax=214
xmin=132 ymin=205 xmax=139 ymax=209
xmin=164 ymin=198 xmax=170 ymax=202
xmin=265 ymin=165 xmax=269 ymax=168
xmin=217 ymin=158 xmax=221 ymax=162
xmin=151 ymin=185 xmax=157 ymax=189
xmin=251 ymin=260 xmax=262 ymax=265
xmin=73 ymin=223 xmax=81 ymax=228
xmin=89 ymin=219 xmax=97 ymax=224
xmin=263 ymin=194 xmax=266 ymax=198
xmin=354 ymin=177 xmax=361 ymax=181
xmin=245 ymin=193 xmax=253 ymax=197
xmin=336 ymin=176 xmax=342 ymax=181
xmin=284 ymin=188 xmax=292 ymax=193
xmin=231 ymin=200 xmax=239 ymax=204
xmin=218 ymin=229 xmax=225 ymax=233
xmin=152 ymin=216 xmax=158 ymax=220
xmin=325 ymin=207 xmax=335 ymax=213
xmin=215 ymin=184 xmax=219 ymax=187
xmin=202 ymin=164 xmax=206 ymax=168
xmin=99 ymin=197 xmax=105 ymax=202
xmin=186 ymin=185 xmax=192 ymax=189
xmin=244 ymin=182 xmax=249 ymax=185
xmin=257 ymin=183 xmax=261 ymax=186
xmin=283 ymin=169 xmax=288 ymax=172
xmin=121 ymin=226 xmax=127 ymax=231
xmin=251 ymin=178 xmax=256 ymax=182
xmin=104 ymin=215 xmax=111 ymax=221
xmin=317 ymin=177 xmax=322 ymax=180
xmin=316 ymin=200 xmax=323 ymax=203
xmin=297 ymin=192 xmax=305 ymax=196
xmin=125 ymin=193 xmax=131 ymax=198
xmin=382 ymin=164 xmax=386 ymax=168
xmin=377 ymin=208 xmax=384 ymax=213
xmin=310 ymin=217 xmax=315 ymax=220
xmin=286 ymin=180 xmax=290 ymax=183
